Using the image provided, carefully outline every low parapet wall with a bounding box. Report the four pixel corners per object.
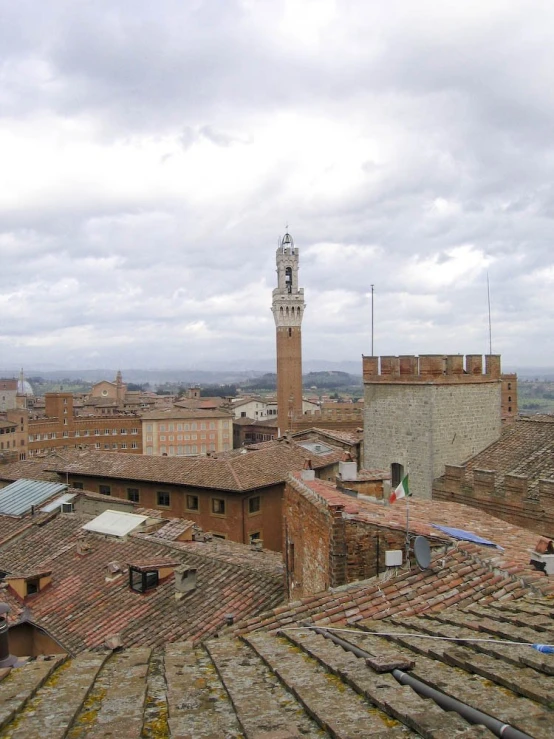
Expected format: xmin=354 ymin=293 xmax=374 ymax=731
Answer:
xmin=363 ymin=354 xmax=501 ymax=383
xmin=433 ymin=464 xmax=554 ymax=537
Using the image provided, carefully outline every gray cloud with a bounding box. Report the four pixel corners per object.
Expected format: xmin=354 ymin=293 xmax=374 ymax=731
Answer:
xmin=1 ymin=0 xmax=554 ymax=370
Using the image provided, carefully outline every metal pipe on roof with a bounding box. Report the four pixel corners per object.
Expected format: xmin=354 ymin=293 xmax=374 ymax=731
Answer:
xmin=302 ymin=625 xmax=534 ymax=739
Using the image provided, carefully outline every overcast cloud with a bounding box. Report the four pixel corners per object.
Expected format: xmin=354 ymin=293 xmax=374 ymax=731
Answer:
xmin=1 ymin=0 xmax=554 ymax=371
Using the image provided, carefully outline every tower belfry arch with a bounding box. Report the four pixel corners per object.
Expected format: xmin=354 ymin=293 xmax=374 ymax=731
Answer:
xmin=272 ymin=232 xmax=305 ymax=436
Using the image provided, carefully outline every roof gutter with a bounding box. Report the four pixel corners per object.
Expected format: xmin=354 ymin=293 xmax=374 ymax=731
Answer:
xmin=301 ymin=625 xmax=534 ymax=739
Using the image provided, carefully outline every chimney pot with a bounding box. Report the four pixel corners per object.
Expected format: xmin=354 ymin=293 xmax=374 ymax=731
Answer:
xmin=0 ymin=604 xmax=17 ymax=668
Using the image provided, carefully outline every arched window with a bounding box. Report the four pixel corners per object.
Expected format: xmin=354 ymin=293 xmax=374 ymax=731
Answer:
xmin=285 ymin=267 xmax=292 ymax=293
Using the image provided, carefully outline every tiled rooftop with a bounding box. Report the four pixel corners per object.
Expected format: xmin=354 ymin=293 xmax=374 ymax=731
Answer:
xmin=39 ymin=440 xmax=344 ymax=491
xmin=291 ymin=472 xmax=546 ymax=571
xmin=463 ymin=415 xmax=554 ymax=494
xmin=2 ymin=545 xmax=554 ymax=737
xmin=0 ymin=509 xmax=284 ymax=654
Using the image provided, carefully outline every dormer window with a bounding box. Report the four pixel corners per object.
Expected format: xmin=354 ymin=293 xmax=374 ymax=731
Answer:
xmin=128 ymin=558 xmax=180 ymax=594
xmin=129 ymin=567 xmax=159 ymax=593
xmin=6 ymin=570 xmax=52 ymax=599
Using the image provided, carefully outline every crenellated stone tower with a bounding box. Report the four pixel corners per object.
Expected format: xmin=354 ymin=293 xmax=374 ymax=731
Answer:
xmin=272 ymin=232 xmax=305 ymax=436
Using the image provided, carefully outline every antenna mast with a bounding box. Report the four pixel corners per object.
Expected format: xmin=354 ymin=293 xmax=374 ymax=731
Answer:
xmin=371 ymin=285 xmax=375 ymax=356
xmin=487 ymin=272 xmax=492 ymax=355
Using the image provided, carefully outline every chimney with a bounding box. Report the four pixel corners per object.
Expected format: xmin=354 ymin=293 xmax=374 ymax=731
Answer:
xmin=301 ymin=459 xmax=315 ymax=481
xmin=175 ymin=566 xmax=197 ymax=600
xmin=0 ymin=604 xmax=17 ymax=668
xmin=250 ymin=538 xmax=264 ymax=551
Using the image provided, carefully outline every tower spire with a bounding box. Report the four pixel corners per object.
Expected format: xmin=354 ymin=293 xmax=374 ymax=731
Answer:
xmin=272 ymin=231 xmax=306 ymax=436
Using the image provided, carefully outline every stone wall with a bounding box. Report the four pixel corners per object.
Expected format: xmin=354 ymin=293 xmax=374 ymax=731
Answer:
xmin=363 ymin=354 xmax=502 ymax=499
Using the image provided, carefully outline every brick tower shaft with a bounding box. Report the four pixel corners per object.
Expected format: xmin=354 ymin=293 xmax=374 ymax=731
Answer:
xmin=272 ymin=233 xmax=305 ymax=436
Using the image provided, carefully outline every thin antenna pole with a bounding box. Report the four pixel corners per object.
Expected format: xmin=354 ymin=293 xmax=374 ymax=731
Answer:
xmin=487 ymin=272 xmax=492 ymax=355
xmin=371 ymin=284 xmax=375 ymax=355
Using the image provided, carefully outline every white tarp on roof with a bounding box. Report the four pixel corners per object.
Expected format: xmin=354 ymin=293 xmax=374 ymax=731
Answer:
xmin=41 ymin=493 xmax=77 ymax=512
xmin=82 ymin=509 xmax=149 ymax=538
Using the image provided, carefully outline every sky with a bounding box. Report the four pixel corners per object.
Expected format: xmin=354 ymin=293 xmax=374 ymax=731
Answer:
xmin=1 ymin=0 xmax=554 ymax=371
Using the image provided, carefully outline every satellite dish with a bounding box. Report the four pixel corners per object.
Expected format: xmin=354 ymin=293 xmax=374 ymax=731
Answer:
xmin=414 ymin=536 xmax=431 ymax=570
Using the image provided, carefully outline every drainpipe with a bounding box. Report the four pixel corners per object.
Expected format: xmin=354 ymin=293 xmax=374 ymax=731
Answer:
xmin=297 ymin=625 xmax=534 ymax=739
xmin=0 ymin=604 xmax=17 ymax=668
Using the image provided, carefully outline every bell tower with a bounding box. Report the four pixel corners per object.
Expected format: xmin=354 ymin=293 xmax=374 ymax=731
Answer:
xmin=272 ymin=232 xmax=305 ymax=436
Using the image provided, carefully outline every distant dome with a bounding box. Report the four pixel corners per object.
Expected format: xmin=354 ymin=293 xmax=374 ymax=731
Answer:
xmin=17 ymin=379 xmax=34 ymax=396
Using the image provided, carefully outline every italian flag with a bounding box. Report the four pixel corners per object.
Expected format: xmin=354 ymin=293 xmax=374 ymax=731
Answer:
xmin=389 ymin=474 xmax=410 ymax=504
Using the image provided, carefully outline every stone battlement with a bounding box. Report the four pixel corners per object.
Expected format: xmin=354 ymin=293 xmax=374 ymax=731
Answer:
xmin=363 ymin=354 xmax=501 ymax=383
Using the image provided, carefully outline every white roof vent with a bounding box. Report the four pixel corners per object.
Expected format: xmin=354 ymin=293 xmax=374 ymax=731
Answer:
xmin=82 ymin=510 xmax=149 ymax=538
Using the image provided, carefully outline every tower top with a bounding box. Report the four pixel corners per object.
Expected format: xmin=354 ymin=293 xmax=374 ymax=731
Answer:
xmin=280 ymin=232 xmax=295 ymax=250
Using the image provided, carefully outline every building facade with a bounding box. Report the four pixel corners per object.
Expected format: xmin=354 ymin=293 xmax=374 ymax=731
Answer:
xmin=27 ymin=393 xmax=142 ymax=457
xmin=363 ymin=354 xmax=503 ymax=499
xmin=141 ymin=408 xmax=233 ymax=456
xmin=272 ymin=232 xmax=305 ymax=436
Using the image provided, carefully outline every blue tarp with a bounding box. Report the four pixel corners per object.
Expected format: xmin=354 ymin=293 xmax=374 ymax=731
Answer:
xmin=432 ymin=524 xmax=504 ymax=550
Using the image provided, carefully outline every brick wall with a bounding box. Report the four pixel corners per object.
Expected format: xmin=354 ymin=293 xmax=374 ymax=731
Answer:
xmin=284 ymin=475 xmax=417 ymax=598
xmin=434 ymin=465 xmax=554 ymax=538
xmin=65 ymin=472 xmax=285 ymax=551
xmin=363 ymin=354 xmax=502 ymax=499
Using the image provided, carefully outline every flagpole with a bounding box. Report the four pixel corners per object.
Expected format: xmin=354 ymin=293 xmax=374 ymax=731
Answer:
xmin=405 ymin=495 xmax=410 ymax=566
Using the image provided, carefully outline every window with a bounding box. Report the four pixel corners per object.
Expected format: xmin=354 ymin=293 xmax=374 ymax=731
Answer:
xmin=191 ymin=423 xmax=197 ymax=431
xmin=249 ymin=531 xmax=261 ymax=544
xmin=104 ymin=443 xmax=110 ymax=449
xmin=75 ymin=430 xmax=80 ymax=437
xmin=241 ymin=411 xmax=246 ymax=417
xmin=131 ymin=428 xmax=138 ymax=434
xmin=131 ymin=442 xmax=138 ymax=449
xmin=209 ymin=422 xmax=215 ymax=430
xmin=169 ymin=423 xmax=174 ymax=432
xmin=63 ymin=418 xmax=68 ymax=425
xmin=112 ymin=443 xmax=118 ymax=449
xmin=146 ymin=446 xmax=153 ymax=454
xmin=112 ymin=429 xmax=117 ymax=435
xmin=160 ymin=435 xmax=166 ymax=441
xmin=129 ymin=568 xmax=159 ymax=593
xmin=248 ymin=496 xmax=261 ymax=514
xmin=391 ymin=463 xmax=404 ymax=488
xmin=95 ymin=429 xmax=100 ymax=436
xmin=508 ymin=383 xmax=512 ymax=390
xmin=157 ymin=491 xmax=170 ymax=507
xmin=146 ymin=424 xmax=153 ymax=432
xmin=127 ymin=488 xmax=140 ymax=502
xmin=104 ymin=429 xmax=110 ymax=435
xmin=121 ymin=428 xmax=127 ymax=435
xmin=200 ymin=422 xmax=206 ymax=430
xmin=212 ymin=533 xmax=227 ymax=540
xmin=84 ymin=430 xmax=90 ymax=436
xmin=121 ymin=442 xmax=127 ymax=449
xmin=186 ymin=494 xmax=199 ymax=511
xmin=146 ymin=435 xmax=152 ymax=442
xmin=99 ymin=484 xmax=111 ymax=495
xmin=26 ymin=579 xmax=39 ymax=596
xmin=184 ymin=423 xmax=190 ymax=431
xmin=159 ymin=424 xmax=166 ymax=432
xmin=212 ymin=498 xmax=226 ymax=515
xmin=160 ymin=445 xmax=167 ymax=454
xmin=177 ymin=423 xmax=183 ymax=431
xmin=95 ymin=442 xmax=100 ymax=449
xmin=73 ymin=481 xmax=84 ymax=490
